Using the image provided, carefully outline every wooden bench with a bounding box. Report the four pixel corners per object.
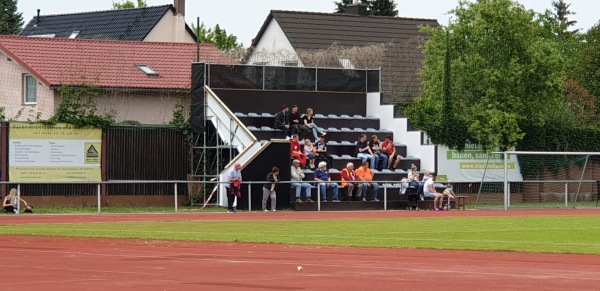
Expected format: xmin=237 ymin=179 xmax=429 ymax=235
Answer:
xmin=455 ymin=195 xmax=468 ymax=210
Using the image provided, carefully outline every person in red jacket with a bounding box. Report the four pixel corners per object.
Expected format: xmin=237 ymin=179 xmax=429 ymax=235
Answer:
xmin=381 ymin=135 xmax=403 ymax=171
xmin=290 ymin=134 xmax=306 ymax=167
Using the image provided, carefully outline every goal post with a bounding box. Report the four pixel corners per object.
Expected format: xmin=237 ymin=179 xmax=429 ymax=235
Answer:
xmin=476 ymin=151 xmax=600 ymax=210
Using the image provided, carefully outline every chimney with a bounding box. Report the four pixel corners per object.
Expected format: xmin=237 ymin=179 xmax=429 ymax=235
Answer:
xmin=346 ymin=3 xmax=368 ymax=17
xmin=36 ymin=9 xmax=40 ymax=24
xmin=174 ymin=0 xmax=185 ymax=16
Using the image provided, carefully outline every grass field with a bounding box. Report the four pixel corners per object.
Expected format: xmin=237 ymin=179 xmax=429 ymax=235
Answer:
xmin=2 ymin=215 xmax=600 ymax=255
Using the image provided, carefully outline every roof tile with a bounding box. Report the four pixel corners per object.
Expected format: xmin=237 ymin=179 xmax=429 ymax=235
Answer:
xmin=0 ymin=35 xmax=237 ymax=90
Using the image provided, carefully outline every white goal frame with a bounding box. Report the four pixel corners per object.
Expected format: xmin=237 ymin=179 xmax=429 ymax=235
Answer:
xmin=494 ymin=151 xmax=600 ymax=211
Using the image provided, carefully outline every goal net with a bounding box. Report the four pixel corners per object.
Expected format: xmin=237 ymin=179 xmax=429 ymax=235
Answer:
xmin=476 ymin=151 xmax=600 ymax=210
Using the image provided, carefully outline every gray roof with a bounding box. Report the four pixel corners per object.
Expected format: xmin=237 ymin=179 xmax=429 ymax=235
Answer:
xmin=252 ymin=10 xmax=438 ymax=49
xmin=251 ymin=10 xmax=439 ymax=104
xmin=20 ymin=5 xmax=196 ymax=41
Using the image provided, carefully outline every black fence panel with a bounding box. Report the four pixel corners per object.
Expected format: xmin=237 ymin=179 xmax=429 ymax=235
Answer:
xmin=197 ymin=64 xmax=379 ymax=93
xmin=316 ymin=69 xmax=366 ymax=92
xmin=106 ymin=125 xmax=188 ymax=195
xmin=208 ymin=64 xmax=263 ymax=89
xmin=367 ymin=70 xmax=380 ymax=93
xmin=264 ymin=66 xmax=316 ymax=91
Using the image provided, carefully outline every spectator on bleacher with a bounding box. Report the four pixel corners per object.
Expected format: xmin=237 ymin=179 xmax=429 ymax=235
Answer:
xmin=381 ymin=135 xmax=402 ymax=171
xmin=424 ymin=172 xmax=444 ymax=211
xmin=355 ymin=134 xmax=376 ymax=169
xmin=408 ymin=164 xmax=421 ymax=190
xmin=314 ymin=135 xmax=333 ymax=168
xmin=290 ymin=134 xmax=307 ymax=168
xmin=314 ymin=161 xmax=340 ymax=202
xmin=290 ymin=105 xmax=309 ymax=136
xmin=262 ymin=167 xmax=279 ymax=212
xmin=274 ymin=105 xmax=292 ymax=139
xmin=304 ymin=139 xmax=316 ymax=170
xmin=341 ymin=162 xmax=363 ymax=201
xmin=291 ymin=159 xmax=313 ymax=204
xmin=302 ymin=108 xmax=326 ymax=141
xmin=225 ymin=163 xmax=243 ymax=213
xmin=2 ymin=188 xmax=32 ymax=214
xmin=369 ymin=135 xmax=388 ymax=171
xmin=422 ymin=170 xmax=432 ymax=182
xmin=356 ymin=161 xmax=380 ymax=202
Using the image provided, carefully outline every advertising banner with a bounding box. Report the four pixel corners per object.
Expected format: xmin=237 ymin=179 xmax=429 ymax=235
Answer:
xmin=9 ymin=123 xmax=101 ymax=182
xmin=437 ymin=144 xmax=522 ymax=182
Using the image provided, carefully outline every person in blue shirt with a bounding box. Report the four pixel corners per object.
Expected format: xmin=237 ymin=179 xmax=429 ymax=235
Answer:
xmin=313 ymin=161 xmax=339 ymax=202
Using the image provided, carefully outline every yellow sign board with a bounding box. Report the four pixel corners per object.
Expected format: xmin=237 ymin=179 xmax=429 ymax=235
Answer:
xmin=8 ymin=123 xmax=102 ymax=182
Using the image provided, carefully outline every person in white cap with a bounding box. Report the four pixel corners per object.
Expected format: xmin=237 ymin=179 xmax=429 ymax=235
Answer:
xmin=313 ymin=161 xmax=339 ymax=202
xmin=291 ymin=159 xmax=313 ymax=203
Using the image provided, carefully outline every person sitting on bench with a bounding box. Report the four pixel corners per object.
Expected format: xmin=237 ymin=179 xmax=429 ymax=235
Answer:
xmin=314 ymin=135 xmax=333 ymax=168
xmin=341 ymin=162 xmax=362 ymax=201
xmin=424 ymin=172 xmax=444 ymax=211
xmin=302 ymin=108 xmax=326 ymax=141
xmin=356 ymin=161 xmax=379 ymax=201
xmin=274 ymin=104 xmax=292 ymax=139
xmin=290 ymin=105 xmax=309 ymax=136
xmin=290 ymin=134 xmax=306 ymax=168
xmin=381 ymin=135 xmax=402 ymax=171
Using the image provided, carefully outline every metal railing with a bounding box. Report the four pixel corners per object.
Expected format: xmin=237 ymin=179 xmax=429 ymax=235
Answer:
xmin=1 ymin=179 xmax=427 ymax=214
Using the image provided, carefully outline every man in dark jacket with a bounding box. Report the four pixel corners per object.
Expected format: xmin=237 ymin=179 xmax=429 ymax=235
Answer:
xmin=262 ymin=167 xmax=279 ymax=212
xmin=274 ymin=105 xmax=291 ymax=138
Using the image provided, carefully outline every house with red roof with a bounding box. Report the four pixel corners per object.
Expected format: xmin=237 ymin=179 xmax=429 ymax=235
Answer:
xmin=0 ymin=35 xmax=236 ymax=124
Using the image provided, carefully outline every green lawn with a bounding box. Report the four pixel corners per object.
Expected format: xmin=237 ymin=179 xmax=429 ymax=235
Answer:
xmin=2 ymin=215 xmax=600 ymax=254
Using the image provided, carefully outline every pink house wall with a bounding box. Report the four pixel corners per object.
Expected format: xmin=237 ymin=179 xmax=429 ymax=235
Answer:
xmin=0 ymin=51 xmax=55 ymax=121
xmin=53 ymin=91 xmax=190 ymax=125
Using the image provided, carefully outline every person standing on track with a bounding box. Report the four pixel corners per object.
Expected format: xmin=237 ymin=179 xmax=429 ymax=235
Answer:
xmin=262 ymin=167 xmax=279 ymax=212
xmin=225 ymin=163 xmax=242 ymax=213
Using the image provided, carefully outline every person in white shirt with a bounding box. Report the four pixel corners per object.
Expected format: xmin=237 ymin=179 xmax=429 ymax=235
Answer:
xmin=423 ymin=172 xmax=444 ymax=211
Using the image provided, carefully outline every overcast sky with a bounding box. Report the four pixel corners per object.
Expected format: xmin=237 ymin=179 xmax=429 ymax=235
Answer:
xmin=17 ymin=0 xmax=600 ymax=46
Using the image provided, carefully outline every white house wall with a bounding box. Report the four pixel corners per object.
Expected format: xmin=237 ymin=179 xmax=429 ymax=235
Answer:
xmin=144 ymin=13 xmax=195 ymax=43
xmin=247 ymin=19 xmax=298 ymax=66
xmin=0 ymin=51 xmax=54 ymax=121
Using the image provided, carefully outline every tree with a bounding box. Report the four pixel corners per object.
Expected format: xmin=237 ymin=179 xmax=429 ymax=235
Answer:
xmin=550 ymin=0 xmax=578 ymax=37
xmin=580 ymin=22 xmax=600 ymax=108
xmin=334 ymin=0 xmax=398 ymax=17
xmin=112 ymin=0 xmax=147 ymax=9
xmin=0 ymin=0 xmax=23 ymax=35
xmin=190 ymin=22 xmax=243 ymax=52
xmin=406 ymin=0 xmax=569 ymax=151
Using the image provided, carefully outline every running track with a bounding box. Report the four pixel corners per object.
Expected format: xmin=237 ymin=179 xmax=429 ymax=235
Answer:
xmin=2 ymin=209 xmax=600 ymax=290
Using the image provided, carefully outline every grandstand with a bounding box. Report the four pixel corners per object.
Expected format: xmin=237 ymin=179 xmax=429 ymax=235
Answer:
xmin=192 ymin=63 xmax=437 ymax=210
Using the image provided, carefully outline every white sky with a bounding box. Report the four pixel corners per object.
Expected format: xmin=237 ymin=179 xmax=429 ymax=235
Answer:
xmin=17 ymin=0 xmax=600 ymax=46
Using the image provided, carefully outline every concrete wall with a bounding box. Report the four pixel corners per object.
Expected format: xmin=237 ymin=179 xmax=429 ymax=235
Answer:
xmin=0 ymin=51 xmax=55 ymax=121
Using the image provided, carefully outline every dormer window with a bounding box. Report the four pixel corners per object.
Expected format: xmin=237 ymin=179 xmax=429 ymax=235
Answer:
xmin=69 ymin=31 xmax=80 ymax=38
xmin=136 ymin=64 xmax=159 ymax=77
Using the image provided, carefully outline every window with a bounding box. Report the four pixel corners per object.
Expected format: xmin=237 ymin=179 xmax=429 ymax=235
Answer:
xmin=23 ymin=74 xmax=37 ymax=104
xmin=135 ymin=64 xmax=159 ymax=76
xmin=27 ymin=34 xmax=56 ymax=38
xmin=69 ymin=31 xmax=80 ymax=38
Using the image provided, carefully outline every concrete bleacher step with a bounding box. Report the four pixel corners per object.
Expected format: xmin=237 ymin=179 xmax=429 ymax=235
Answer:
xmin=237 ymin=114 xmax=380 ymax=130
xmin=250 ymin=128 xmax=393 ymax=143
